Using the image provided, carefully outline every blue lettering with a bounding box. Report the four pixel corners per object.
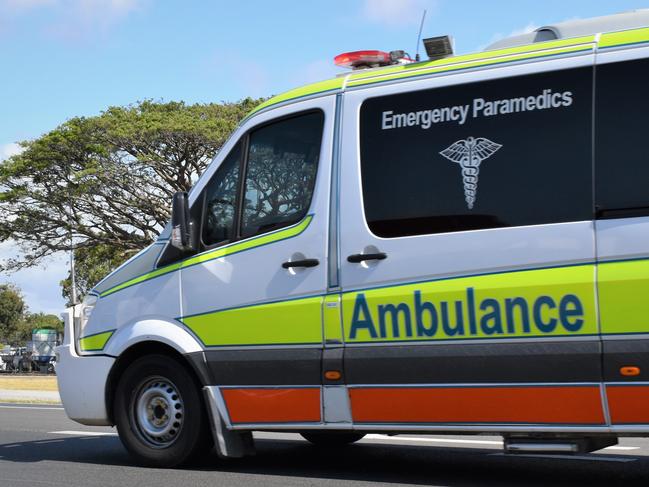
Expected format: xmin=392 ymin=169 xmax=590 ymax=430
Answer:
xmin=414 ymin=290 xmax=438 ymax=337
xmin=378 ymin=303 xmax=412 ymax=338
xmin=350 ymin=294 xmax=377 ymax=339
xmin=441 ymin=301 xmax=465 ymax=336
xmin=505 ymin=297 xmax=530 ymax=333
xmin=479 ymin=298 xmax=503 ymax=335
xmin=467 ymin=287 xmax=478 ymax=335
xmin=350 ymin=289 xmax=584 ymax=341
xmin=559 ymin=294 xmax=584 ymax=332
xmin=533 ymin=296 xmax=557 ymax=333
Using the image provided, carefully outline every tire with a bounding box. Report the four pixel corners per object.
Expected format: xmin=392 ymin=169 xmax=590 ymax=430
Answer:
xmin=300 ymin=432 xmax=366 ymax=447
xmin=113 ymin=354 xmax=213 ymax=467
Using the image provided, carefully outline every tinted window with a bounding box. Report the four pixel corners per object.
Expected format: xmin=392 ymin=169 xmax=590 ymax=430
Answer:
xmin=241 ymin=112 xmax=323 ymax=238
xmin=360 ymin=68 xmax=593 ymax=238
xmin=595 ymin=58 xmax=649 ymax=214
xmin=202 ymin=143 xmax=241 ymax=246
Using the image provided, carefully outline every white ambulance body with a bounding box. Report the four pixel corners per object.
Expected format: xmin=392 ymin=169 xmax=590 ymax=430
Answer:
xmin=57 ymin=11 xmax=649 ymax=466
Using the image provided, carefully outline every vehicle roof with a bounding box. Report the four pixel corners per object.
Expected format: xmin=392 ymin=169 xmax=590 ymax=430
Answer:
xmin=245 ymin=26 xmax=649 ymax=121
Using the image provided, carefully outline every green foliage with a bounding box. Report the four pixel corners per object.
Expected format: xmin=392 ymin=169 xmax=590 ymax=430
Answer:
xmin=0 ymin=284 xmax=26 ymax=344
xmin=0 ymin=98 xmax=265 ymax=298
xmin=60 ymin=244 xmax=127 ymax=303
xmin=14 ymin=312 xmax=63 ymax=344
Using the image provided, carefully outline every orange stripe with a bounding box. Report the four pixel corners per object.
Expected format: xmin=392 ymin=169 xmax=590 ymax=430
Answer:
xmin=222 ymin=388 xmax=321 ymax=423
xmin=607 ymin=385 xmax=649 ymax=423
xmin=350 ymin=386 xmax=604 ymax=424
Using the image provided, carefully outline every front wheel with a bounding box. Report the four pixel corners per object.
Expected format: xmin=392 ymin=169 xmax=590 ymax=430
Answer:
xmin=300 ymin=432 xmax=366 ymax=446
xmin=114 ymin=354 xmax=212 ymax=467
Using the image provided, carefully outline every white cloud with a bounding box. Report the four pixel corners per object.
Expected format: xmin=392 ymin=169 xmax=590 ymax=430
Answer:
xmin=0 ymin=0 xmax=55 ymax=13
xmin=480 ymin=22 xmax=539 ymax=51
xmin=203 ymin=50 xmax=272 ymax=100
xmin=65 ymin=0 xmax=140 ymax=30
xmin=509 ymin=22 xmax=539 ymax=37
xmin=0 ymin=241 xmax=67 ymax=315
xmin=0 ymin=142 xmax=23 ymax=161
xmin=295 ymin=59 xmax=342 ymax=86
xmin=0 ymin=0 xmax=144 ymax=39
xmin=362 ymin=0 xmax=438 ymax=27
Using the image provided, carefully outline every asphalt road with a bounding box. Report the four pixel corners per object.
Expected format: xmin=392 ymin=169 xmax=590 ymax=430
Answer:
xmin=2 ymin=404 xmax=649 ymax=486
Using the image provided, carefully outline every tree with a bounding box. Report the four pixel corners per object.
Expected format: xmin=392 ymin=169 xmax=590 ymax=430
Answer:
xmin=0 ymin=284 xmax=26 ymax=344
xmin=60 ymin=244 xmax=125 ymax=302
xmin=15 ymin=312 xmax=63 ymax=344
xmin=0 ymin=98 xmax=265 ymax=296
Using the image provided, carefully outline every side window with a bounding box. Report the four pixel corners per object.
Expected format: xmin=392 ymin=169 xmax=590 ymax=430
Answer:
xmin=240 ymin=112 xmax=323 ymax=238
xmin=202 ymin=143 xmax=241 ymax=246
xmin=595 ymin=58 xmax=649 ymax=214
xmin=359 ymin=67 xmax=593 ymax=238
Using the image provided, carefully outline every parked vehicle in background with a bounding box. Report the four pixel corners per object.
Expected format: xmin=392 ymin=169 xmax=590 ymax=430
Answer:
xmin=57 ymin=10 xmax=649 ymax=468
xmin=0 ymin=346 xmax=9 ymax=371
xmin=27 ymin=329 xmax=59 ymax=373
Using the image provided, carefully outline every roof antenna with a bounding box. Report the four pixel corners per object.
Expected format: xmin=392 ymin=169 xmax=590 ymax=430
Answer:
xmin=415 ymin=9 xmax=427 ymax=62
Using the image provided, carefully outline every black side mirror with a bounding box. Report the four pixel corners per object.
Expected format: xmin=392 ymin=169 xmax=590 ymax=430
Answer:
xmin=171 ymin=191 xmax=195 ymax=251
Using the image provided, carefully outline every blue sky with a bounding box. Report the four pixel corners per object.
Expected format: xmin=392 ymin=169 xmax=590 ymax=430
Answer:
xmin=1 ymin=0 xmax=649 ymax=315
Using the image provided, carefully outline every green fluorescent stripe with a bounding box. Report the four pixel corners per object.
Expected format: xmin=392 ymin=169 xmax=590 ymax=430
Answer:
xmin=249 ymin=78 xmax=344 ymax=116
xmin=79 ymin=330 xmax=114 ymax=352
xmin=182 ymin=295 xmax=323 ymax=346
xmin=348 ymin=37 xmax=595 ymax=84
xmin=347 ymin=45 xmax=593 ymax=88
xmin=244 ymin=28 xmax=649 ymax=116
xmin=599 ymin=259 xmax=649 ymax=335
xmin=342 ymin=264 xmax=598 ymax=343
xmin=100 ymin=215 xmax=313 ymax=298
xmin=181 ymin=215 xmax=312 ymax=268
xmin=247 ymin=37 xmax=596 ymax=116
xmin=599 ymin=26 xmax=649 ymax=49
xmin=100 ymin=261 xmax=183 ymax=297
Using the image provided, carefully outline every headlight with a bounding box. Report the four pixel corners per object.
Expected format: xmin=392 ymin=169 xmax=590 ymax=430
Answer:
xmin=78 ymin=294 xmax=98 ymax=339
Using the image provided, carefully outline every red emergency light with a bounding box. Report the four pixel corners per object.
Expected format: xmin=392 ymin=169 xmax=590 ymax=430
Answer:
xmin=334 ymin=50 xmax=414 ymax=70
xmin=334 ymin=50 xmax=392 ymax=69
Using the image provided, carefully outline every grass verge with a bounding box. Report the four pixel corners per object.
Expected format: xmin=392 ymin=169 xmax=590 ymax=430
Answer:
xmin=0 ymin=376 xmax=58 ymax=391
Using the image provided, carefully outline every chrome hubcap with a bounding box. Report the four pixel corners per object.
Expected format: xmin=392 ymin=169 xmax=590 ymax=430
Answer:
xmin=133 ymin=377 xmax=184 ymax=448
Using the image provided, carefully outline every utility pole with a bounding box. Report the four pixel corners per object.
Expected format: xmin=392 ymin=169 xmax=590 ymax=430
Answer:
xmin=68 ymin=188 xmax=77 ymax=305
xmin=70 ymin=244 xmax=77 ymax=305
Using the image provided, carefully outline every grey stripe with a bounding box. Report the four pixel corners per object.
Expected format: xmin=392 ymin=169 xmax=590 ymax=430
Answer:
xmin=204 ymin=348 xmax=321 ymax=385
xmin=603 ymin=339 xmax=649 ymax=382
xmin=344 ymin=341 xmax=601 ymax=385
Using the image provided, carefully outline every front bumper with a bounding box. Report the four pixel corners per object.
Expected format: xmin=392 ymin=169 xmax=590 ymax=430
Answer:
xmin=56 ymin=344 xmax=114 ymax=426
xmin=56 ymin=305 xmax=115 ymax=426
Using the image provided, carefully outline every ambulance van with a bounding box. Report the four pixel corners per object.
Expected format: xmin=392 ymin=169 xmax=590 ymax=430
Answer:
xmin=57 ymin=11 xmax=649 ymax=467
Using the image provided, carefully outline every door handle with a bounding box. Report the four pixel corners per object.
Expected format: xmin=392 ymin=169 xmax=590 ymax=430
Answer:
xmin=347 ymin=252 xmax=387 ymax=263
xmin=282 ymin=258 xmax=320 ymax=269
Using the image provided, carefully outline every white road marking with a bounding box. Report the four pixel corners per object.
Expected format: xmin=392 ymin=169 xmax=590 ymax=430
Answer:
xmin=604 ymin=446 xmax=640 ymax=451
xmin=0 ymin=405 xmax=63 ymax=410
xmin=49 ymin=430 xmax=117 ymax=437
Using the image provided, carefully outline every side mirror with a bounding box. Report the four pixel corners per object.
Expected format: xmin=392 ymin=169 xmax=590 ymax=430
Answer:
xmin=170 ymin=191 xmax=195 ymax=251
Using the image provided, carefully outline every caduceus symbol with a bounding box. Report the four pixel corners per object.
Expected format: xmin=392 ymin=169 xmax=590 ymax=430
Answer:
xmin=439 ymin=136 xmax=502 ymax=209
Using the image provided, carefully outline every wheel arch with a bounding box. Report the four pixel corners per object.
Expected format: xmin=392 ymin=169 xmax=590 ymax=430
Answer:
xmin=103 ymin=320 xmax=211 ymax=424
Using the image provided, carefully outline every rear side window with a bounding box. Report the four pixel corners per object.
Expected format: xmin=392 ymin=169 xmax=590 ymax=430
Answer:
xmin=359 ymin=67 xmax=593 ymax=238
xmin=240 ymin=112 xmax=323 ymax=238
xmin=595 ymin=58 xmax=649 ymax=215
